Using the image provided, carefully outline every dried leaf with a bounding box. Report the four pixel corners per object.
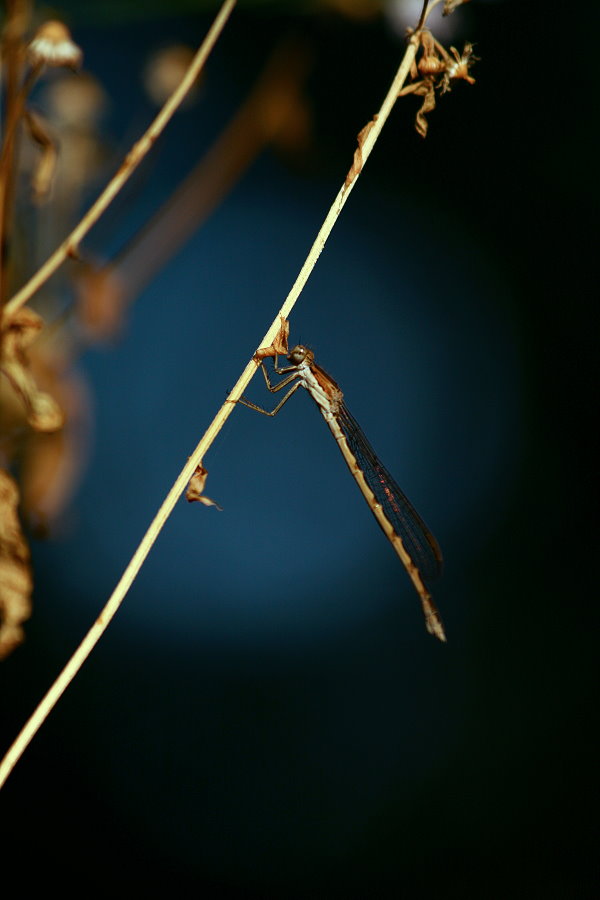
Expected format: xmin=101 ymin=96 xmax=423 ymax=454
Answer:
xmin=0 ymin=308 xmax=65 ymax=431
xmin=254 ymin=317 xmax=289 ymax=361
xmin=414 ymin=80 xmax=437 ymax=138
xmin=399 ymin=78 xmax=437 ymax=138
xmin=0 ymin=470 xmax=33 ymax=659
xmin=272 ymin=317 xmax=290 ymax=356
xmin=345 ymin=117 xmax=376 ymax=188
xmin=2 ymin=306 xmax=41 ymax=351
xmin=186 ymin=465 xmax=222 ymax=509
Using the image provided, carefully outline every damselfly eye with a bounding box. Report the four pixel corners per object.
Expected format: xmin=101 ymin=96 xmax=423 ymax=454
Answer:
xmin=288 ymin=345 xmax=307 ymax=363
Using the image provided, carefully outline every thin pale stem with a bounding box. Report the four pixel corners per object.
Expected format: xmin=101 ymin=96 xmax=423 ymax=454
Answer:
xmin=1 ymin=0 xmax=236 ymax=326
xmin=0 ymin=17 xmax=424 ymax=790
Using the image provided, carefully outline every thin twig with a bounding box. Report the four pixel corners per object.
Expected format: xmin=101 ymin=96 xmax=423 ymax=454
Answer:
xmin=0 ymin=14 xmax=426 ymax=790
xmin=1 ymin=0 xmax=237 ymax=327
xmin=416 ymin=0 xmax=447 ymax=31
xmin=416 ymin=0 xmax=431 ymax=31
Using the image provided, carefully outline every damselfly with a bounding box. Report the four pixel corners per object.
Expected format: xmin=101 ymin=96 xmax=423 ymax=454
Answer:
xmin=239 ymin=345 xmax=445 ymax=641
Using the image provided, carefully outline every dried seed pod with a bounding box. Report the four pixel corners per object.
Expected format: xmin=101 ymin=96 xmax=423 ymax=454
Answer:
xmin=418 ymin=55 xmax=446 ymax=76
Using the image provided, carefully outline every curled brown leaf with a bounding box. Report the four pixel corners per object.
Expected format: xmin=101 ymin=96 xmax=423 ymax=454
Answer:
xmin=254 ymin=317 xmax=289 ymax=361
xmin=345 ymin=117 xmax=376 ymax=188
xmin=186 ymin=465 xmax=222 ymax=510
xmin=0 ymin=308 xmax=65 ymax=431
xmin=398 ymin=78 xmax=437 ymax=138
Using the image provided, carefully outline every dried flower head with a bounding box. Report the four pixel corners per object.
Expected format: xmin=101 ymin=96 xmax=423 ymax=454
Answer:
xmin=441 ymin=42 xmax=478 ymax=93
xmin=28 ymin=20 xmax=82 ymax=69
xmin=399 ymin=27 xmax=478 ymax=137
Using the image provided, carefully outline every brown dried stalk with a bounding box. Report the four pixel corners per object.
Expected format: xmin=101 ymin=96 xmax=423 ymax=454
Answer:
xmin=0 ymin=0 xmax=32 ymax=305
xmin=0 ymin=0 xmax=462 ymax=789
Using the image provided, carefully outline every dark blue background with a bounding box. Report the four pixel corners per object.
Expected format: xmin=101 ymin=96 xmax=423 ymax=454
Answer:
xmin=1 ymin=2 xmax=595 ymax=896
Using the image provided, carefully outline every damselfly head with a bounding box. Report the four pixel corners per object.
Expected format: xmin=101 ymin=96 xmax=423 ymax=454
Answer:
xmin=288 ymin=345 xmax=313 ymax=365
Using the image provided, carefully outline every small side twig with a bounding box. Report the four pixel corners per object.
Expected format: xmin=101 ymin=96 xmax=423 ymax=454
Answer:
xmin=1 ymin=0 xmax=237 ymax=327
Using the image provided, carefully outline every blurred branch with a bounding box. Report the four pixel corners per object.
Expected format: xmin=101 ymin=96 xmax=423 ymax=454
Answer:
xmin=1 ymin=0 xmax=236 ymax=327
xmin=76 ymin=34 xmax=311 ymax=338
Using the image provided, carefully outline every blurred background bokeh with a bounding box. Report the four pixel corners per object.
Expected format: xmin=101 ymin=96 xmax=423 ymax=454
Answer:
xmin=1 ymin=0 xmax=595 ymax=896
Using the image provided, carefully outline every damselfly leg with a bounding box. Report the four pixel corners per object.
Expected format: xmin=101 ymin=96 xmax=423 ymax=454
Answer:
xmin=238 ymin=358 xmax=301 ymax=417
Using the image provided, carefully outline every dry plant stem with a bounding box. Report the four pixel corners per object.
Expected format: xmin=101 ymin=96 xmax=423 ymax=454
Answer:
xmin=414 ymin=0 xmax=444 ymax=31
xmin=0 ymin=65 xmax=44 ymax=267
xmin=0 ymin=24 xmax=424 ymax=790
xmin=416 ymin=0 xmax=431 ymax=30
xmin=1 ymin=0 xmax=237 ymax=326
xmin=0 ymin=62 xmax=44 ymax=175
xmin=0 ymin=0 xmax=31 ymax=306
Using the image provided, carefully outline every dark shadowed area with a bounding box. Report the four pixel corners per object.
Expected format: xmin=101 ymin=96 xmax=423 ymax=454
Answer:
xmin=1 ymin=1 xmax=595 ymax=896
